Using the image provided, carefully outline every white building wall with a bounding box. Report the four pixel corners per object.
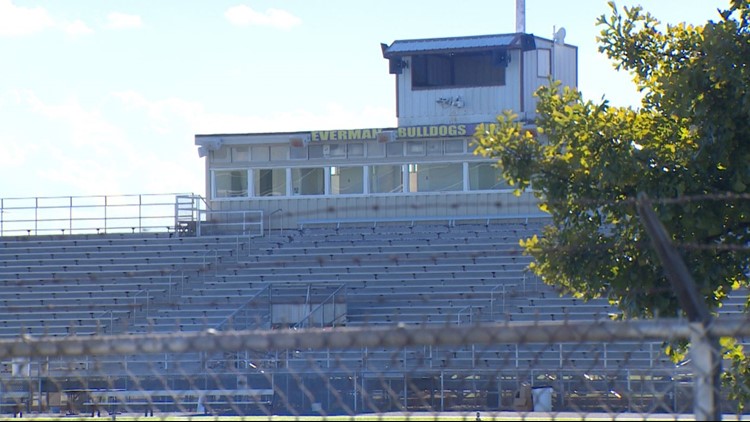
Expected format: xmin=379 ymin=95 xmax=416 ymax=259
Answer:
xmin=553 ymin=42 xmax=578 ymax=91
xmin=209 ymin=190 xmax=542 ymax=229
xmin=395 ymin=51 xmax=523 ymax=126
xmin=394 ymin=41 xmax=577 ymax=127
xmin=522 ymin=39 xmax=578 ymax=121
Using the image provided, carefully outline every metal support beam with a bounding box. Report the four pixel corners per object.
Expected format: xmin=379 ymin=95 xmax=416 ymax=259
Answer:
xmin=636 ymin=193 xmax=721 ymax=421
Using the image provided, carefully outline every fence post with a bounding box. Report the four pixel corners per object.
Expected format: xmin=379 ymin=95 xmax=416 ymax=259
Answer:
xmin=69 ymin=196 xmax=73 ymax=234
xmin=690 ymin=322 xmax=722 ymax=420
xmin=637 ymin=193 xmax=721 ymax=420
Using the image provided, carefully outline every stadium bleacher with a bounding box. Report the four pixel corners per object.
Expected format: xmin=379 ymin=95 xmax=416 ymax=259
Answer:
xmin=2 ymin=211 xmax=739 ymax=415
xmin=0 ymin=218 xmax=675 ymax=368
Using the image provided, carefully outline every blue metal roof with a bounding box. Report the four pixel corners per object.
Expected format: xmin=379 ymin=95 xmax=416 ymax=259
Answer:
xmin=382 ymin=33 xmax=536 ymax=58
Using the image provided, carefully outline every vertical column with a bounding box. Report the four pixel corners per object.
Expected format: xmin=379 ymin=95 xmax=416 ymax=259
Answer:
xmin=363 ymin=166 xmax=370 ymax=194
xmin=324 ymin=167 xmax=331 ymax=195
xmin=285 ymin=168 xmax=293 ymax=196
xmin=463 ymin=162 xmax=469 ymax=191
xmin=690 ymin=323 xmax=721 ymax=421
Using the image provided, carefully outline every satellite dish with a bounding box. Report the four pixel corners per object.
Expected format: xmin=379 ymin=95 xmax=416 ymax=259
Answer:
xmin=554 ymin=27 xmax=566 ymax=45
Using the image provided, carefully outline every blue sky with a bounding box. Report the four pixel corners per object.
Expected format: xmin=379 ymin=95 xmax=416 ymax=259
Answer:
xmin=0 ymin=0 xmax=731 ymax=199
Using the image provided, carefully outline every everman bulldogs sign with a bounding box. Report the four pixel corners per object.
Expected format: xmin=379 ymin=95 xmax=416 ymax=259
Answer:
xmin=310 ymin=124 xmax=476 ymax=142
xmin=311 ymin=128 xmax=385 ymax=142
xmin=397 ymin=125 xmax=468 ymax=138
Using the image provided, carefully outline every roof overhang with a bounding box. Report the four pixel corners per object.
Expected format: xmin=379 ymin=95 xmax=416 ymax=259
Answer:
xmin=381 ymin=33 xmax=536 ymax=59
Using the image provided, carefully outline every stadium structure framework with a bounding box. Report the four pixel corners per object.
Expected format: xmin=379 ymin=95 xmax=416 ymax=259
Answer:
xmin=0 ymin=19 xmax=747 ymax=420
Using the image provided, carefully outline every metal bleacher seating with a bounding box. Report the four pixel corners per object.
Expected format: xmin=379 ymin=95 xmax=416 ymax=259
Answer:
xmin=0 ymin=218 xmax=691 ymax=372
xmin=0 ymin=218 xmax=690 ymax=418
xmin=0 ymin=233 xmax=248 ymax=337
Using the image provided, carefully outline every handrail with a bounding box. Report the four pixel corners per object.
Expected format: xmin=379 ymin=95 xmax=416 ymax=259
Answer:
xmin=95 ymin=310 xmax=115 ymax=335
xmin=490 ymin=283 xmax=517 ymax=321
xmin=233 ymin=235 xmax=244 ymax=261
xmin=297 ymin=212 xmax=550 ymax=229
xmin=168 ymin=271 xmax=186 ymax=301
xmin=202 ymin=249 xmax=219 ymax=269
xmin=268 ymin=208 xmax=283 ymax=237
xmin=196 ymin=209 xmax=264 ymax=237
xmin=215 ymin=283 xmax=271 ymax=330
xmin=197 ymin=195 xmax=212 ymax=212
xmin=292 ymin=284 xmax=346 ymax=329
xmin=201 ymin=249 xmax=219 ymax=284
xmin=456 ymin=305 xmax=474 ymax=325
xmin=0 ymin=193 xmax=196 ymax=237
xmin=133 ymin=289 xmax=150 ymax=320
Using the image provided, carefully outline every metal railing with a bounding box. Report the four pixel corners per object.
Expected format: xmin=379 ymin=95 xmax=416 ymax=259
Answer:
xmin=292 ymin=284 xmax=347 ymax=329
xmin=195 ymin=209 xmax=264 ymax=237
xmin=297 ymin=212 xmax=550 ymax=229
xmin=202 ymin=249 xmax=219 ymax=283
xmin=0 ymin=193 xmax=195 ymax=236
xmin=132 ymin=289 xmax=150 ymax=321
xmin=457 ymin=305 xmax=477 ymax=324
xmin=268 ymin=208 xmax=283 ymax=237
xmin=95 ymin=310 xmax=116 ymax=335
xmin=491 ymin=283 xmax=518 ymax=320
xmin=167 ymin=271 xmax=187 ymax=301
xmin=215 ymin=284 xmax=271 ymax=331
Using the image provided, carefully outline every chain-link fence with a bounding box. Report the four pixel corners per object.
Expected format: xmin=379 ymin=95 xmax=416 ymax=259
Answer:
xmin=0 ymin=317 xmax=747 ymax=420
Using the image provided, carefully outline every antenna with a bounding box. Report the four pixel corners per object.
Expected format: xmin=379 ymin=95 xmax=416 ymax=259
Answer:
xmin=516 ymin=0 xmax=525 ymax=33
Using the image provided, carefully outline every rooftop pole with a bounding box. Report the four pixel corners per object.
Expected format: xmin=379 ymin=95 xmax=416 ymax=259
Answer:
xmin=516 ymin=0 xmax=526 ymax=33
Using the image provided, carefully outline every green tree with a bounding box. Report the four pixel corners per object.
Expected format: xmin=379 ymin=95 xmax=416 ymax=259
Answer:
xmin=473 ymin=0 xmax=750 ymax=410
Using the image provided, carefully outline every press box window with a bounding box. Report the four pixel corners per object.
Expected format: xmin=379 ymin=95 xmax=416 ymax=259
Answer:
xmin=251 ymin=146 xmax=269 ymax=162
xmin=330 ymin=167 xmax=363 ymax=195
xmin=290 ymin=145 xmax=307 ymax=160
xmin=232 ymin=146 xmax=249 ymax=162
xmin=406 ymin=141 xmax=425 ymax=156
xmin=469 ymin=162 xmax=509 ymax=190
xmin=411 ymin=51 xmax=507 ymax=89
xmin=409 ymin=163 xmax=463 ymax=192
xmin=367 ymin=142 xmax=385 ymax=158
xmin=444 ymin=139 xmax=465 ymax=154
xmin=212 ymin=147 xmax=231 ymax=163
xmin=292 ymin=168 xmax=325 ymax=195
xmin=328 ymin=144 xmax=346 ymax=158
xmin=215 ymin=170 xmax=248 ymax=198
xmin=386 ymin=142 xmax=404 ymax=157
xmin=254 ymin=168 xmax=287 ymax=197
xmin=309 ymin=145 xmax=324 ymax=159
xmin=369 ymin=165 xmax=403 ymax=194
xmin=214 ymin=146 xmax=249 ymax=163
xmin=538 ymin=49 xmax=551 ymax=77
xmin=270 ymin=145 xmax=287 ymax=161
xmin=426 ymin=140 xmax=443 ymax=156
xmin=348 ymin=143 xmax=365 ymax=158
